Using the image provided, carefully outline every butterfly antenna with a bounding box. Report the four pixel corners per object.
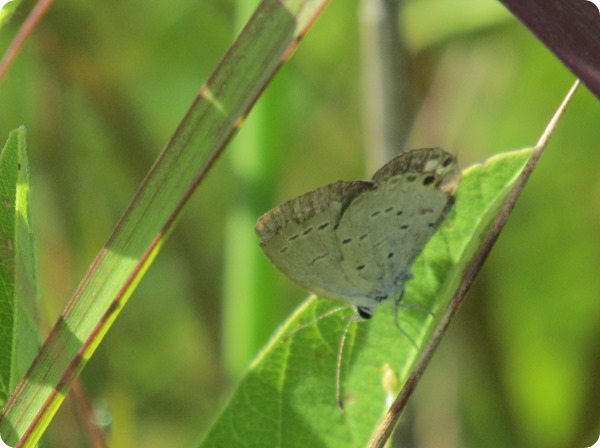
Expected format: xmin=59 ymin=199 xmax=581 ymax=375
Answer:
xmin=336 ymin=313 xmax=357 ymax=412
xmin=282 ymin=305 xmax=351 ymax=343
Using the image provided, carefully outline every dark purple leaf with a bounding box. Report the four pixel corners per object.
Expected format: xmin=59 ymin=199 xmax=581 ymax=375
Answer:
xmin=499 ymin=0 xmax=600 ymax=100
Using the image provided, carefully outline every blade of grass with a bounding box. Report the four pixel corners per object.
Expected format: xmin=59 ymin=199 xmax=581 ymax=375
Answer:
xmin=0 ymin=1 xmax=330 ymax=446
xmin=0 ymin=0 xmax=53 ymax=84
xmin=368 ymin=79 xmax=581 ymax=447
xmin=0 ymin=127 xmax=40 ymax=407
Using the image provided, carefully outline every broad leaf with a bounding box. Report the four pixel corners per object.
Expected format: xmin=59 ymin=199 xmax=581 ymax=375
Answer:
xmin=200 ymin=148 xmax=532 ymax=448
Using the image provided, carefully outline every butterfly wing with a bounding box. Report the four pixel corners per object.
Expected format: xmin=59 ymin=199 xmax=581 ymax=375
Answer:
xmin=335 ymin=148 xmax=460 ymax=308
xmin=255 ymin=180 xmax=377 ymax=302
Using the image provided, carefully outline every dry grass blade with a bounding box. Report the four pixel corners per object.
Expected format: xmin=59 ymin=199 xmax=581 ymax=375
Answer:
xmin=368 ymin=79 xmax=581 ymax=448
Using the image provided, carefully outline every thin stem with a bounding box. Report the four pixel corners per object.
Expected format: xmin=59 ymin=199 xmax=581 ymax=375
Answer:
xmin=367 ymin=79 xmax=581 ymax=448
xmin=0 ymin=0 xmax=54 ymax=84
xmin=359 ymin=0 xmax=411 ymax=172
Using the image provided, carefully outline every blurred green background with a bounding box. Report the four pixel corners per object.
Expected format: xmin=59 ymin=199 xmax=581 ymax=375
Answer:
xmin=1 ymin=0 xmax=600 ymax=447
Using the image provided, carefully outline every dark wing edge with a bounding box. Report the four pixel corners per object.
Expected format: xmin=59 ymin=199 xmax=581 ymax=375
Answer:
xmin=372 ymin=147 xmax=460 ymax=196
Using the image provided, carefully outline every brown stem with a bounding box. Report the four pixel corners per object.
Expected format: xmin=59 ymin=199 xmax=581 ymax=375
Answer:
xmin=368 ymin=79 xmax=581 ymax=448
xmin=0 ymin=0 xmax=54 ymax=84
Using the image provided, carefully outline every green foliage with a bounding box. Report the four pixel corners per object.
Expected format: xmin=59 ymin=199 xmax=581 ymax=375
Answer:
xmin=0 ymin=1 xmax=19 ymax=30
xmin=0 ymin=1 xmax=331 ymax=447
xmin=0 ymin=128 xmax=39 ymax=405
xmin=0 ymin=1 xmax=598 ymax=447
xmin=200 ymin=149 xmax=532 ymax=447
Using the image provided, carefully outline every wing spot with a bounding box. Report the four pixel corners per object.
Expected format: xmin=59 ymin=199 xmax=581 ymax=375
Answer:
xmin=359 ymin=233 xmax=368 ymax=241
xmin=302 ymin=227 xmax=313 ymax=235
xmin=442 ymin=157 xmax=453 ymax=167
xmin=385 ymin=207 xmax=393 ymax=213
xmin=279 ymin=246 xmax=289 ymax=253
xmin=423 ymin=175 xmax=435 ymax=186
xmin=428 ymin=223 xmax=436 ymax=227
xmin=388 ymin=252 xmax=394 ymax=259
xmin=420 ymin=208 xmax=433 ymax=214
xmin=289 ymin=234 xmax=300 ymax=241
xmin=370 ymin=211 xmax=381 ymax=217
xmin=400 ymin=224 xmax=409 ymax=230
xmin=311 ymin=254 xmax=327 ymax=265
xmin=396 ymin=210 xmax=403 ymax=216
xmin=406 ymin=174 xmax=417 ymax=182
xmin=342 ymin=238 xmax=352 ymax=244
xmin=356 ymin=265 xmax=365 ymax=271
xmin=317 ymin=222 xmax=330 ymax=231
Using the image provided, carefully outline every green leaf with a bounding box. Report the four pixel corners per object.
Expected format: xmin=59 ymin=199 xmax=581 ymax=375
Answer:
xmin=0 ymin=127 xmax=40 ymax=406
xmin=0 ymin=1 xmax=20 ymax=29
xmin=199 ymin=148 xmax=532 ymax=448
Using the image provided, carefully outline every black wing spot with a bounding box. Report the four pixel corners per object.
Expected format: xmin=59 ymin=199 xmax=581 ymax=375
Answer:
xmin=406 ymin=174 xmax=417 ymax=182
xmin=423 ymin=175 xmax=435 ymax=186
xmin=371 ymin=211 xmax=381 ymax=217
xmin=302 ymin=226 xmax=313 ymax=235
xmin=279 ymin=246 xmax=289 ymax=253
xmin=400 ymin=224 xmax=409 ymax=230
xmin=311 ymin=254 xmax=327 ymax=265
xmin=385 ymin=207 xmax=393 ymax=213
xmin=356 ymin=264 xmax=365 ymax=271
xmin=396 ymin=210 xmax=403 ymax=216
xmin=317 ymin=222 xmax=330 ymax=231
xmin=428 ymin=223 xmax=436 ymax=228
xmin=289 ymin=234 xmax=300 ymax=241
xmin=388 ymin=252 xmax=394 ymax=259
xmin=359 ymin=233 xmax=368 ymax=241
xmin=333 ymin=223 xmax=339 ymax=230
xmin=442 ymin=156 xmax=453 ymax=167
xmin=342 ymin=238 xmax=352 ymax=244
